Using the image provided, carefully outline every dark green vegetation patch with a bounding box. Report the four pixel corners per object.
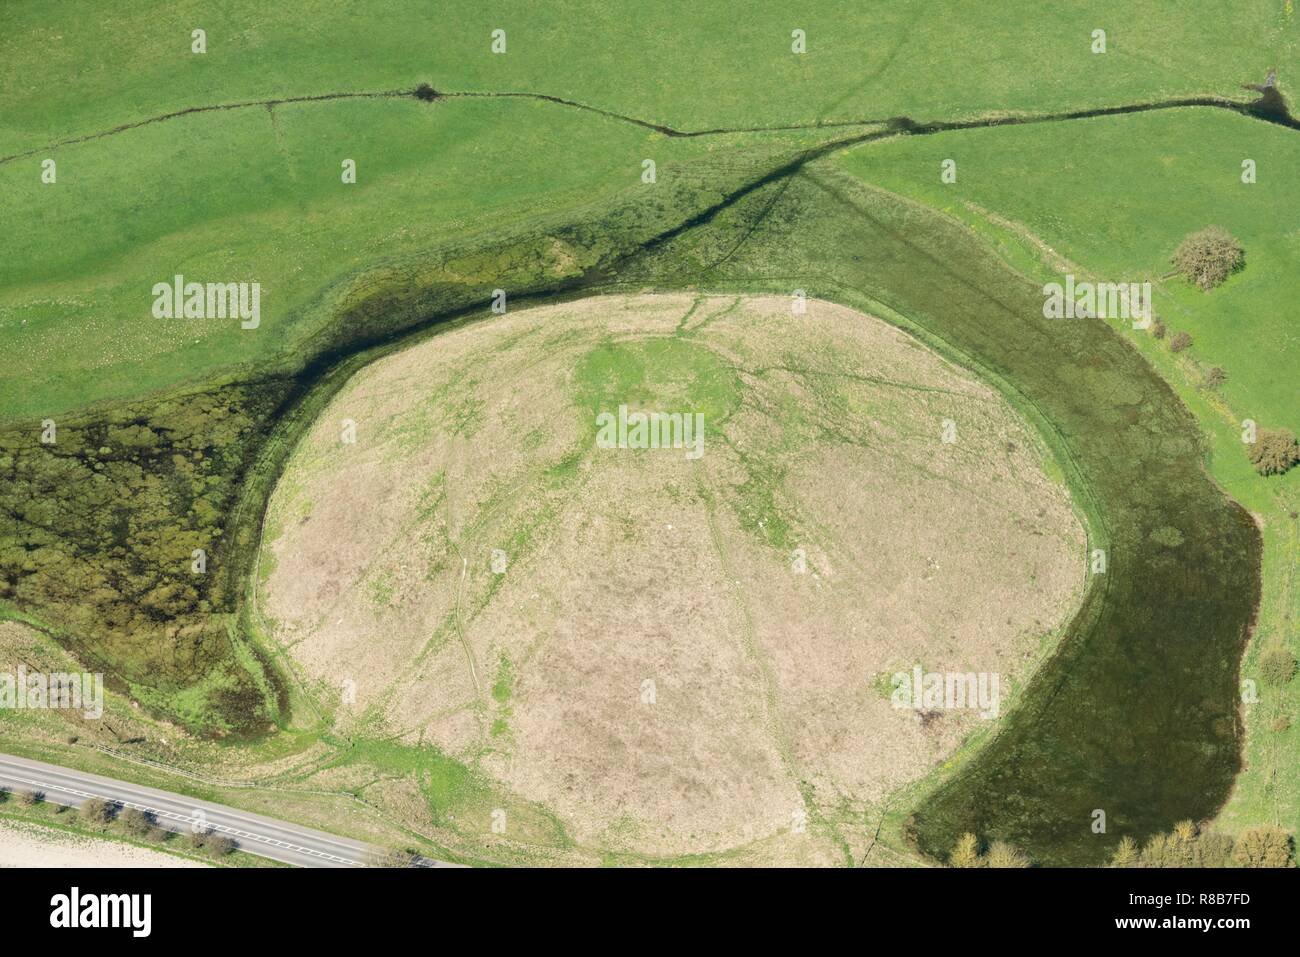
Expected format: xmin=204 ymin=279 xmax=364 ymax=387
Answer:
xmin=0 ymin=385 xmax=289 ymax=733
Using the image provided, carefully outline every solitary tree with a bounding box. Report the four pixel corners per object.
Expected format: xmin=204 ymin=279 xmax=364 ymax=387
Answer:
xmin=119 ymin=807 xmax=152 ymax=837
xmin=984 ymin=841 xmax=1031 ymax=868
xmin=1173 ymin=819 xmax=1198 ymax=843
xmin=1169 ymin=330 xmax=1193 ymax=353
xmin=1247 ymin=428 xmax=1300 ymax=477
xmin=948 ymin=832 xmax=982 ymax=868
xmin=206 ymin=834 xmax=237 ymax=858
xmin=1171 ymin=226 xmax=1245 ymax=291
xmin=1110 ymin=836 xmax=1139 ymax=867
xmin=1260 ymin=648 xmax=1297 ymax=686
xmin=79 ymin=797 xmax=113 ymax=826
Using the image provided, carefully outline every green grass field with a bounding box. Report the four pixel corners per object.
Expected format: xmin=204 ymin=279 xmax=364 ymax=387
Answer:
xmin=2 ymin=94 xmax=807 ymax=419
xmin=4 ymin=1 xmax=1295 ymax=422
xmin=838 ymin=109 xmax=1299 ymax=433
xmin=2 ymin=0 xmax=1293 ymax=146
xmin=1 ymin=1 xmax=1296 ymax=866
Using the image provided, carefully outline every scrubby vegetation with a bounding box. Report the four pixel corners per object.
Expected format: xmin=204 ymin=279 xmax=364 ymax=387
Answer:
xmin=948 ymin=832 xmax=981 ymax=867
xmin=0 ymin=384 xmax=290 ymax=733
xmin=119 ymin=807 xmax=152 ymax=838
xmin=365 ymin=847 xmax=421 ymax=868
xmin=1171 ymin=226 xmax=1245 ymax=291
xmin=189 ymin=828 xmax=238 ymax=858
xmin=1110 ymin=821 xmax=1295 ymax=868
xmin=1259 ymin=648 xmax=1297 ymax=686
xmin=78 ymin=797 xmax=113 ymax=825
xmin=1232 ymin=826 xmax=1296 ymax=867
xmin=1247 ymin=427 xmax=1300 ymax=476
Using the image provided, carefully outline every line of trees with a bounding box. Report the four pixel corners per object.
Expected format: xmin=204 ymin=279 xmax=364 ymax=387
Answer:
xmin=946 ymin=820 xmax=1297 ymax=868
xmin=72 ymin=796 xmax=238 ymax=860
xmin=1111 ymin=821 xmax=1295 ymax=869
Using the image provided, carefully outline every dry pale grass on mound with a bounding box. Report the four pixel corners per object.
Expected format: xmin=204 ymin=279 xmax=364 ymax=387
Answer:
xmin=259 ymin=294 xmax=1085 ymax=862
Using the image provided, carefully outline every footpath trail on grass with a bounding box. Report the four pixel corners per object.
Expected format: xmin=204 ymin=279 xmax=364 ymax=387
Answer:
xmin=3 ymin=83 xmax=1296 ymax=168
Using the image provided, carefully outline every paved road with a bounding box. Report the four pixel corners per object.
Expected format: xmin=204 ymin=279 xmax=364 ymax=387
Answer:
xmin=0 ymin=753 xmax=456 ymax=868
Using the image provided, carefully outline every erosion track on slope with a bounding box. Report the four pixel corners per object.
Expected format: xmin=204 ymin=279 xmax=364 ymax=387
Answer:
xmin=3 ymin=83 xmax=1296 ymax=167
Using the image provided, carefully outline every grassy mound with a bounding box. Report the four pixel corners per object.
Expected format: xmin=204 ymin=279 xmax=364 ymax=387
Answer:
xmin=258 ymin=293 xmax=1084 ymax=863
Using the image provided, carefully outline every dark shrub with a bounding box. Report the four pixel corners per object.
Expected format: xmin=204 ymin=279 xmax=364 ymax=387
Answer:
xmin=1248 ymin=429 xmax=1300 ymax=477
xmin=1171 ymin=226 xmax=1245 ymax=290
xmin=1233 ymin=826 xmax=1295 ymax=867
xmin=206 ymin=834 xmax=237 ymax=858
xmin=1260 ymin=648 xmax=1297 ymax=686
xmin=120 ymin=807 xmax=152 ymax=837
xmin=79 ymin=797 xmax=113 ymax=825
